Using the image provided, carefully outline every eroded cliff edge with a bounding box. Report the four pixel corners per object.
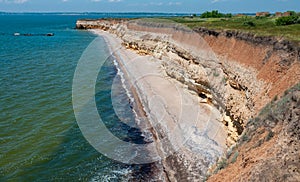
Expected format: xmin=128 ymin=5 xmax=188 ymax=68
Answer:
xmin=76 ymin=19 xmax=300 ymax=181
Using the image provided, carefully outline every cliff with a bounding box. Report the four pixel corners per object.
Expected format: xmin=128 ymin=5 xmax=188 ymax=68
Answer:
xmin=208 ymin=83 xmax=300 ymax=181
xmin=76 ymin=19 xmax=300 ymax=181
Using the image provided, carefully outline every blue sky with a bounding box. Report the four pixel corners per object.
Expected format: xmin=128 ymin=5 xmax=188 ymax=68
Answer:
xmin=0 ymin=0 xmax=299 ymax=13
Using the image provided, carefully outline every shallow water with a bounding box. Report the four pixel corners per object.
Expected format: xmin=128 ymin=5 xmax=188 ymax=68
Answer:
xmin=0 ymin=13 xmax=178 ymax=181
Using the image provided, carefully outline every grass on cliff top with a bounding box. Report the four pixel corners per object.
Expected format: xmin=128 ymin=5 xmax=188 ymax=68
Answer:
xmin=167 ymin=16 xmax=300 ymax=43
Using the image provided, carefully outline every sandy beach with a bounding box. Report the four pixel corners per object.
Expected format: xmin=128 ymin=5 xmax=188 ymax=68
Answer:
xmin=90 ymin=29 xmax=227 ymax=180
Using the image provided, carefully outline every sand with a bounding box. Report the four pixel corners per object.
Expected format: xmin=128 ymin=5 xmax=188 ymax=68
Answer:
xmin=90 ymin=29 xmax=227 ymax=179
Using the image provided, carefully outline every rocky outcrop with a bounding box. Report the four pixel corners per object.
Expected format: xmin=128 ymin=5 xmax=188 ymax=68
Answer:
xmin=76 ymin=19 xmax=300 ymax=181
xmin=76 ymin=19 xmax=126 ymax=30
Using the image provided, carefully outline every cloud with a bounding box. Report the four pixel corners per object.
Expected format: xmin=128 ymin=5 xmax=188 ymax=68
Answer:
xmin=91 ymin=0 xmax=101 ymax=2
xmin=147 ymin=2 xmax=182 ymax=6
xmin=108 ymin=0 xmax=122 ymax=2
xmin=62 ymin=0 xmax=69 ymax=2
xmin=0 ymin=0 xmax=29 ymax=3
xmin=149 ymin=2 xmax=163 ymax=6
xmin=128 ymin=1 xmax=181 ymax=7
xmin=168 ymin=2 xmax=182 ymax=6
xmin=211 ymin=0 xmax=226 ymax=3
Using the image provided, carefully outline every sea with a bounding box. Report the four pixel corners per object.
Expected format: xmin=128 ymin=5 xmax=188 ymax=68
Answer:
xmin=0 ymin=12 xmax=189 ymax=181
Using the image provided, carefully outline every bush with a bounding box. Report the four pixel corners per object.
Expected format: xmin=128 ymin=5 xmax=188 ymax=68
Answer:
xmin=287 ymin=11 xmax=297 ymax=16
xmin=214 ymin=158 xmax=228 ymax=173
xmin=243 ymin=21 xmax=255 ymax=27
xmin=265 ymin=130 xmax=274 ymax=141
xmin=275 ymin=16 xmax=299 ymax=26
xmin=239 ymin=133 xmax=249 ymax=143
xmin=200 ymin=10 xmax=232 ymax=18
xmin=225 ymin=13 xmax=232 ymax=18
xmin=231 ymin=151 xmax=239 ymax=163
xmin=255 ymin=16 xmax=267 ymax=19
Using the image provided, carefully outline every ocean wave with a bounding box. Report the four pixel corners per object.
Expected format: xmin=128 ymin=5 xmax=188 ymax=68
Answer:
xmin=112 ymin=59 xmax=145 ymax=127
xmin=90 ymin=167 xmax=133 ymax=182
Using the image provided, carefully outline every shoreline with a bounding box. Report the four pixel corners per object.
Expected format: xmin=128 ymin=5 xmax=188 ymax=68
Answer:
xmin=78 ymin=17 xmax=300 ymax=180
xmin=90 ymin=28 xmax=227 ymax=180
xmin=92 ymin=30 xmax=165 ymax=180
xmin=98 ymin=30 xmax=149 ymax=128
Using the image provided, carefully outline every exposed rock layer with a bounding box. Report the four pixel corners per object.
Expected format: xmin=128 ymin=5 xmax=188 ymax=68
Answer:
xmin=208 ymin=83 xmax=300 ymax=181
xmin=76 ymin=19 xmax=300 ymax=181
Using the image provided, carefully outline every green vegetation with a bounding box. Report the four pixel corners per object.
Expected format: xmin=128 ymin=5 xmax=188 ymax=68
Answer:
xmin=240 ymin=133 xmax=249 ymax=143
xmin=168 ymin=12 xmax=300 ymax=42
xmin=211 ymin=82 xmax=299 ymax=177
xmin=243 ymin=20 xmax=255 ymax=27
xmin=265 ymin=130 xmax=274 ymax=141
xmin=200 ymin=10 xmax=232 ymax=18
xmin=275 ymin=15 xmax=299 ymax=25
xmin=287 ymin=10 xmax=298 ymax=16
xmin=213 ymin=71 xmax=220 ymax=77
xmin=231 ymin=151 xmax=239 ymax=163
xmin=273 ymin=95 xmax=278 ymax=101
xmin=214 ymin=158 xmax=228 ymax=173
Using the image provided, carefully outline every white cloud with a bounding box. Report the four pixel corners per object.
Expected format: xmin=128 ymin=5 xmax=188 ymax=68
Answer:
xmin=149 ymin=2 xmax=163 ymax=6
xmin=108 ymin=0 xmax=122 ymax=2
xmin=146 ymin=2 xmax=182 ymax=6
xmin=127 ymin=1 xmax=181 ymax=7
xmin=91 ymin=0 xmax=101 ymax=2
xmin=168 ymin=2 xmax=181 ymax=6
xmin=0 ymin=0 xmax=29 ymax=3
xmin=211 ymin=0 xmax=227 ymax=3
xmin=62 ymin=0 xmax=69 ymax=2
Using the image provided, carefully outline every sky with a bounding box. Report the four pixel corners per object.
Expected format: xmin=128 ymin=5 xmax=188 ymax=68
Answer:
xmin=0 ymin=0 xmax=299 ymax=13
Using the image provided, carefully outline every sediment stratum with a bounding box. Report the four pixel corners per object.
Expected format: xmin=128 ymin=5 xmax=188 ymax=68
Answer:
xmin=76 ymin=18 xmax=300 ymax=181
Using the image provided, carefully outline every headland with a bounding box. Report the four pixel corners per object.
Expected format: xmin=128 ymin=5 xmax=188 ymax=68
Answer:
xmin=76 ymin=17 xmax=300 ymax=181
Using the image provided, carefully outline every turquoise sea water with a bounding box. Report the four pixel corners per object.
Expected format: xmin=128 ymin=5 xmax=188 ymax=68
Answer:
xmin=0 ymin=13 xmax=190 ymax=181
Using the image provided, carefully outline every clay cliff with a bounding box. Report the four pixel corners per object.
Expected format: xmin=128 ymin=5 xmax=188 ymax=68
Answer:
xmin=208 ymin=83 xmax=300 ymax=181
xmin=76 ymin=19 xmax=300 ymax=181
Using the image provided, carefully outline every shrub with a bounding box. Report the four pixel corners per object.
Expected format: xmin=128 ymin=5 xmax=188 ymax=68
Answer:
xmin=243 ymin=21 xmax=255 ymax=27
xmin=226 ymin=148 xmax=233 ymax=158
xmin=275 ymin=16 xmax=299 ymax=26
xmin=231 ymin=151 xmax=239 ymax=163
xmin=265 ymin=130 xmax=274 ymax=141
xmin=255 ymin=16 xmax=267 ymax=19
xmin=200 ymin=10 xmax=232 ymax=18
xmin=225 ymin=13 xmax=232 ymax=18
xmin=240 ymin=133 xmax=249 ymax=143
xmin=287 ymin=11 xmax=297 ymax=16
xmin=215 ymin=158 xmax=228 ymax=172
xmin=213 ymin=71 xmax=220 ymax=77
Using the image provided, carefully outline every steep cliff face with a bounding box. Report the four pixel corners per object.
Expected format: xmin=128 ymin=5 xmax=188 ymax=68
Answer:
xmin=207 ymin=83 xmax=300 ymax=181
xmin=195 ymin=27 xmax=300 ymax=145
xmin=76 ymin=19 xmax=300 ymax=181
xmin=196 ymin=27 xmax=300 ymax=111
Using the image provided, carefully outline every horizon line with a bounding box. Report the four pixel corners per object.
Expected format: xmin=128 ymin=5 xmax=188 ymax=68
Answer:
xmin=0 ymin=11 xmax=265 ymax=15
xmin=0 ymin=10 xmax=297 ymax=14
